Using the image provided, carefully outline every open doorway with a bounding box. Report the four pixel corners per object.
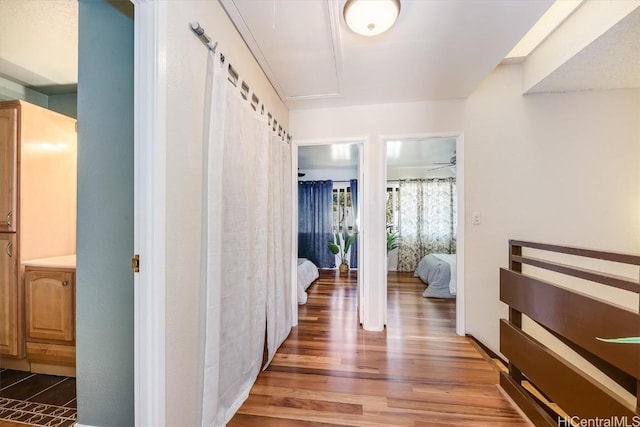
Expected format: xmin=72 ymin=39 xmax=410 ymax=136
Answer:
xmin=1 ymin=2 xmax=136 ymax=426
xmin=384 ymin=135 xmax=465 ymax=335
xmin=293 ymin=140 xmax=364 ymax=322
xmin=0 ymin=2 xmax=80 ymax=424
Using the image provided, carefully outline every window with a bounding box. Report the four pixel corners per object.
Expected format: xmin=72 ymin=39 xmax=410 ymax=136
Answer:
xmin=386 ymin=184 xmax=399 ymax=232
xmin=332 ymin=186 xmax=354 ymax=233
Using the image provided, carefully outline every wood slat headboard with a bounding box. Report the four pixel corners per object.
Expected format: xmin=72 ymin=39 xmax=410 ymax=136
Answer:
xmin=500 ymin=240 xmax=640 ymax=426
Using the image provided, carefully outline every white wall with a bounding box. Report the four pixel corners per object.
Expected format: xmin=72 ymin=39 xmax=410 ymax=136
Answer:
xmin=292 ymin=101 xmax=465 ymax=330
xmin=162 ymin=2 xmax=288 ymax=425
xmin=464 ymin=63 xmax=640 ymax=353
xmin=291 ymin=64 xmax=640 ymax=355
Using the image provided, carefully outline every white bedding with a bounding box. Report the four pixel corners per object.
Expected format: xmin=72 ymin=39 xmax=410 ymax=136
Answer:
xmin=297 ymin=258 xmax=319 ymax=304
xmin=415 ymin=254 xmax=457 ymax=298
xmin=432 ymin=253 xmax=457 ymax=295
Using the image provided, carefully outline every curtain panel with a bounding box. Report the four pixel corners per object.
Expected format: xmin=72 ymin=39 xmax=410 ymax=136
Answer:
xmin=397 ymin=178 xmax=457 ymax=272
xmin=264 ymin=133 xmax=293 ymax=368
xmin=298 ymin=180 xmax=335 ymax=268
xmin=199 ymin=50 xmax=293 ymax=427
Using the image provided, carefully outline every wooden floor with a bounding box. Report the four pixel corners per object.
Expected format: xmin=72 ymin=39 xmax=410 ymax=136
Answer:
xmin=229 ymin=270 xmax=530 ymax=426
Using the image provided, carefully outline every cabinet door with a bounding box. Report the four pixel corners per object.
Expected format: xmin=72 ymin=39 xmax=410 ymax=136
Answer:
xmin=0 ymin=106 xmax=18 ymax=232
xmin=0 ymin=233 xmax=19 ymax=355
xmin=25 ymin=269 xmax=75 ymax=343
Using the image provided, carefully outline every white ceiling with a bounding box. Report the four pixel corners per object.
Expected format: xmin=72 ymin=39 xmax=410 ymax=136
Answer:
xmin=2 ymin=0 xmax=634 ymax=175
xmin=299 ymin=143 xmax=360 ymax=170
xmin=0 ymin=0 xmax=78 ymax=93
xmin=386 ymin=137 xmax=456 ymax=168
xmin=221 ymin=0 xmax=554 ymax=110
xmin=0 ymin=0 xmax=637 ymax=107
xmin=298 ymin=137 xmax=455 ymax=173
xmin=528 ymin=6 xmax=640 ymax=93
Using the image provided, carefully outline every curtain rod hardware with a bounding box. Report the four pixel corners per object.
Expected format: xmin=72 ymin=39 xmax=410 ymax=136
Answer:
xmin=190 ymin=22 xmax=218 ymax=52
xmin=189 ymin=21 xmax=293 ymax=140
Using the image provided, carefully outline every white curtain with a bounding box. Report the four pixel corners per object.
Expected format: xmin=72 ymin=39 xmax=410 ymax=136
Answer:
xmin=199 ymin=49 xmax=293 ymax=426
xmin=264 ymin=133 xmax=293 ymax=367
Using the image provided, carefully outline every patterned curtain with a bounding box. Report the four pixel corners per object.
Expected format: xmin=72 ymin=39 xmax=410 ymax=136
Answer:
xmin=397 ymin=178 xmax=457 ymax=272
xmin=298 ymin=180 xmax=335 ymax=268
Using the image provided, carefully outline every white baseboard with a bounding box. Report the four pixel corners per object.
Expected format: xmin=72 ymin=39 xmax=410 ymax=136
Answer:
xmin=75 ymin=424 xmax=99 ymax=427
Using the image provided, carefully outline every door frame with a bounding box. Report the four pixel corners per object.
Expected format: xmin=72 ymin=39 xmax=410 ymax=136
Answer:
xmin=292 ymin=138 xmax=367 ymax=326
xmin=132 ymin=1 xmax=167 ymax=425
xmin=381 ymin=132 xmax=465 ymax=336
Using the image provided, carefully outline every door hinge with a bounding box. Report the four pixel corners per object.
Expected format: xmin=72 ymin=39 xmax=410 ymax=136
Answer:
xmin=131 ymin=254 xmax=140 ymax=273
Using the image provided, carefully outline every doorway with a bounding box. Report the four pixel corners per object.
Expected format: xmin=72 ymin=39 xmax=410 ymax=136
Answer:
xmin=293 ymin=140 xmax=364 ymax=324
xmin=0 ymin=2 xmax=136 ymax=426
xmin=384 ymin=135 xmax=465 ymax=335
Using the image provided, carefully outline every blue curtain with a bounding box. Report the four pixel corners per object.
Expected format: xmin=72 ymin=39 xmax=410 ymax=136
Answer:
xmin=298 ymin=180 xmax=335 ymax=268
xmin=350 ymin=179 xmax=358 ymax=268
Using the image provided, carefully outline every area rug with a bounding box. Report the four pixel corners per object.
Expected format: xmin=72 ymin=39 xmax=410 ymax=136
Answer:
xmin=0 ymin=397 xmax=76 ymax=427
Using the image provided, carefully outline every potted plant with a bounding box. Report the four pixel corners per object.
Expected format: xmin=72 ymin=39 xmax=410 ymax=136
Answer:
xmin=597 ymin=337 xmax=640 ymax=344
xmin=387 ymin=229 xmax=398 ymax=253
xmin=328 ymin=231 xmax=355 ymax=274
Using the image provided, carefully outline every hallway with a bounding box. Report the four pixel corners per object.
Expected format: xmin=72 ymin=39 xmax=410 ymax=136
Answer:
xmin=229 ymin=270 xmax=529 ymax=426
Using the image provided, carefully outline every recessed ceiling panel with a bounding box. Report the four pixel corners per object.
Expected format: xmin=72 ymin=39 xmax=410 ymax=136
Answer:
xmin=225 ymin=0 xmax=553 ymax=109
xmin=333 ymin=0 xmax=555 ymax=106
xmin=222 ymin=0 xmax=342 ymax=100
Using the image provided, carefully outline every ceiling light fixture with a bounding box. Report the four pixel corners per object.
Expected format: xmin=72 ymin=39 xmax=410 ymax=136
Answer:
xmin=343 ymin=0 xmax=401 ymax=37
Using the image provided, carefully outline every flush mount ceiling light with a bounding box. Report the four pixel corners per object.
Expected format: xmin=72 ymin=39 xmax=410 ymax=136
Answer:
xmin=343 ymin=0 xmax=401 ymax=36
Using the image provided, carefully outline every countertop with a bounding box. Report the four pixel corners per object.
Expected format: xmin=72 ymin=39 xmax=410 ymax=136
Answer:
xmin=22 ymin=254 xmax=76 ymax=269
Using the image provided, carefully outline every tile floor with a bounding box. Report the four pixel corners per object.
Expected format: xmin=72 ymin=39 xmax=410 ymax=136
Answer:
xmin=0 ymin=369 xmax=76 ymax=427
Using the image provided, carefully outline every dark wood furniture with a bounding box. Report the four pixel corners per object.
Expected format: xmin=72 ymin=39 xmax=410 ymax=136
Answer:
xmin=500 ymin=240 xmax=640 ymax=425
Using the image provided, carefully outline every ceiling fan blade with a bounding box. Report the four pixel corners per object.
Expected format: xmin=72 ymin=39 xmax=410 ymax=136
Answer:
xmin=426 ymin=164 xmax=455 ymax=171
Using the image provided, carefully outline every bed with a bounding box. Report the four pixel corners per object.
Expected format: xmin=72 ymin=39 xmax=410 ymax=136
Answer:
xmin=415 ymin=254 xmax=457 ymax=298
xmin=297 ymin=258 xmax=319 ymax=304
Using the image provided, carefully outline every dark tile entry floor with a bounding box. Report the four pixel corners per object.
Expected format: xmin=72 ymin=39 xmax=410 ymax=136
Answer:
xmin=0 ymin=369 xmax=76 ymax=427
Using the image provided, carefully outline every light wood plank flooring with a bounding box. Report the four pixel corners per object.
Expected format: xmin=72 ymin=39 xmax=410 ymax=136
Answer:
xmin=229 ymin=270 xmax=529 ymax=426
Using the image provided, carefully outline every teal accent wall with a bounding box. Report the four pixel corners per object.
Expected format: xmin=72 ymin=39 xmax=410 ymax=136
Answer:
xmin=76 ymin=0 xmax=134 ymax=425
xmin=0 ymin=76 xmax=48 ymax=106
xmin=48 ymin=93 xmax=78 ymax=119
xmin=0 ymin=76 xmax=77 ymax=119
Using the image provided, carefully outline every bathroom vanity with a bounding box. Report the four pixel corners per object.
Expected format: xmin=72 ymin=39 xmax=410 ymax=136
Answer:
xmin=22 ymin=255 xmax=76 ymax=376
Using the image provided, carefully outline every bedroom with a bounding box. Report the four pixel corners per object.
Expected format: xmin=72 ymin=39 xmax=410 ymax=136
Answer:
xmin=296 ymin=143 xmax=361 ymax=305
xmin=386 ymin=137 xmax=458 ymax=301
xmin=295 ymin=137 xmax=459 ymax=311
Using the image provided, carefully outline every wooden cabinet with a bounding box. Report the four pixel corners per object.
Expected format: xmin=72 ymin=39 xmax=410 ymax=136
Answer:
xmin=0 ymin=99 xmax=77 ymax=369
xmin=0 ymin=233 xmax=19 ymax=356
xmin=0 ymin=102 xmax=20 ymax=359
xmin=0 ymin=105 xmax=17 ymax=233
xmin=25 ymin=269 xmax=74 ymax=342
xmin=24 ymin=266 xmax=76 ymax=375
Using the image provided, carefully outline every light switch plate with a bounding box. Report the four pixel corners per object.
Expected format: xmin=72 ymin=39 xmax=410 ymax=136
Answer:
xmin=472 ymin=212 xmax=481 ymax=225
